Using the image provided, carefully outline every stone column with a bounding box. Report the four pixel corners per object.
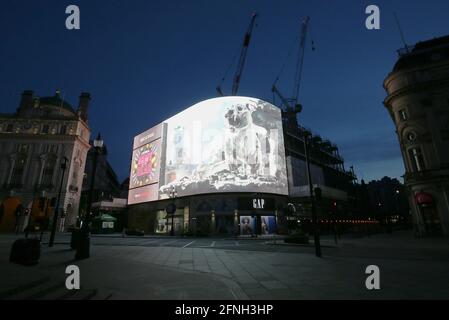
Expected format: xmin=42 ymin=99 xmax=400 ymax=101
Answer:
xmin=183 ymin=205 xmax=190 ymax=233
xmin=38 ymin=155 xmax=46 ymax=186
xmin=210 ymin=210 xmax=216 ymax=234
xmin=7 ymin=155 xmax=17 ymax=185
xmin=234 ymin=209 xmax=239 ymax=236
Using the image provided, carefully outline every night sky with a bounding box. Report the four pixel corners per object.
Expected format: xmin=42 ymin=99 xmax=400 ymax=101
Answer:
xmin=1 ymin=0 xmax=449 ymax=183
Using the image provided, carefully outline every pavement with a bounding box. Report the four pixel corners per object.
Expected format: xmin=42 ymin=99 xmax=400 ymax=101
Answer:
xmin=0 ymin=231 xmax=448 ymax=300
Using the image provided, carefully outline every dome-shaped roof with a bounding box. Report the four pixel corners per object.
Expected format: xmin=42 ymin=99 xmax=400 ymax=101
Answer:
xmin=39 ymin=91 xmax=75 ymax=113
xmin=393 ymin=35 xmax=449 ymax=72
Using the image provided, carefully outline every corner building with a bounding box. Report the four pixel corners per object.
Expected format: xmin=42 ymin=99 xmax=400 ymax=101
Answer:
xmin=0 ymin=90 xmax=91 ymax=232
xmin=384 ymin=35 xmax=449 ymax=236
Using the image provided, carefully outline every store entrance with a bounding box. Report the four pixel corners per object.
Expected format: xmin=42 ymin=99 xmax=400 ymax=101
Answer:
xmin=216 ymin=215 xmax=234 ymax=235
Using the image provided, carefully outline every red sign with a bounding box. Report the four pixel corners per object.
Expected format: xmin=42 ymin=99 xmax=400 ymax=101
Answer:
xmin=414 ymin=192 xmax=433 ymax=205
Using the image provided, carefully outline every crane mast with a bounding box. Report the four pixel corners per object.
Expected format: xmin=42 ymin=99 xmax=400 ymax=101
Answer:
xmin=292 ymin=16 xmax=309 ymax=106
xmin=232 ymin=13 xmax=258 ymax=96
xmin=272 ymin=16 xmax=310 ymax=115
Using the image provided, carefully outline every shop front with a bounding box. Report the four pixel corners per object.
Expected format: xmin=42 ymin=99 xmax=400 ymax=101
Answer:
xmin=127 ymin=193 xmax=287 ymax=236
xmin=237 ymin=197 xmax=278 ymax=236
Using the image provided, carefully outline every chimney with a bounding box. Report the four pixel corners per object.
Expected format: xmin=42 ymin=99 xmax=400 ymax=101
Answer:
xmin=77 ymin=92 xmax=91 ymax=122
xmin=18 ymin=90 xmax=34 ymax=113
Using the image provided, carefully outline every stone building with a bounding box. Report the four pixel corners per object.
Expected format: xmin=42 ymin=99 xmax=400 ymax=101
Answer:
xmin=383 ymin=35 xmax=449 ymax=236
xmin=0 ymin=90 xmax=91 ymax=232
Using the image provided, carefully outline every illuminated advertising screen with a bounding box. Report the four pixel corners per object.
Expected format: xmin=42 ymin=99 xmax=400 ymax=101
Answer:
xmin=128 ymin=96 xmax=288 ymax=205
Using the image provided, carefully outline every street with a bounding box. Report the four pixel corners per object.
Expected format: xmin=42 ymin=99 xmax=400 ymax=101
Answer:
xmin=0 ymin=231 xmax=448 ymax=299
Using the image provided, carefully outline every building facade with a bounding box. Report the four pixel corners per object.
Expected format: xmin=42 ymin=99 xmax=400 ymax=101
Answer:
xmin=282 ymin=114 xmax=357 ymax=223
xmin=383 ymin=35 xmax=449 ymax=236
xmin=0 ymin=90 xmax=91 ymax=232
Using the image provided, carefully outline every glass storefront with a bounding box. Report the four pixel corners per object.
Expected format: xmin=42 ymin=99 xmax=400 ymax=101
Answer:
xmin=155 ymin=209 xmax=184 ymax=234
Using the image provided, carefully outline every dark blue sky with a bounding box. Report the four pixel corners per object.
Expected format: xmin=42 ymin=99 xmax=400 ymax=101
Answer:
xmin=1 ymin=0 xmax=449 ymax=183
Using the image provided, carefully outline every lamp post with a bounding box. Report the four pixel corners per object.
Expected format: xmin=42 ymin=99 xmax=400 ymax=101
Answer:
xmin=168 ymin=186 xmax=178 ymax=236
xmin=49 ymin=157 xmax=68 ymax=247
xmin=75 ymin=133 xmax=103 ymax=260
xmin=303 ymin=132 xmax=322 ymax=257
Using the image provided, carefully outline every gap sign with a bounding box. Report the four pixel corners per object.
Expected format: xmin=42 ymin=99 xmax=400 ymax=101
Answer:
xmin=238 ymin=197 xmax=275 ymax=211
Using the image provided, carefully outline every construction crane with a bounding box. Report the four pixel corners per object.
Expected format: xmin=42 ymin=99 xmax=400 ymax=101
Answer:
xmin=272 ymin=16 xmax=310 ymax=118
xmin=216 ymin=13 xmax=258 ymax=96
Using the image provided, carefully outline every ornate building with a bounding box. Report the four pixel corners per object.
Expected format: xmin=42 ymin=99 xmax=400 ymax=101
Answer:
xmin=384 ymin=35 xmax=449 ymax=237
xmin=0 ymin=90 xmax=91 ymax=232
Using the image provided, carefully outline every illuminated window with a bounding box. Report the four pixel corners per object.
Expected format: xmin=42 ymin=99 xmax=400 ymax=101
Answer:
xmin=409 ymin=147 xmax=425 ymax=172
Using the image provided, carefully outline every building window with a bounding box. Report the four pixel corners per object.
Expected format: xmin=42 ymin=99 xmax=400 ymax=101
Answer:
xmin=41 ymin=125 xmax=49 ymax=134
xmin=406 ymin=132 xmax=417 ymax=142
xmin=41 ymin=156 xmax=56 ymax=186
xmin=43 ymin=144 xmax=58 ymax=154
xmin=398 ymin=109 xmax=408 ymax=121
xmin=6 ymin=124 xmax=13 ymax=132
xmin=60 ymin=125 xmax=67 ymax=135
xmin=409 ymin=147 xmax=426 ymax=172
xmin=17 ymin=144 xmax=29 ymax=153
xmin=11 ymin=155 xmax=26 ymax=186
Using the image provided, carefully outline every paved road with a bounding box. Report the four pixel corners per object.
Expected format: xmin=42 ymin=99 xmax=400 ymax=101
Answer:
xmin=1 ymin=231 xmax=448 ymax=300
xmin=17 ymin=232 xmax=338 ymax=253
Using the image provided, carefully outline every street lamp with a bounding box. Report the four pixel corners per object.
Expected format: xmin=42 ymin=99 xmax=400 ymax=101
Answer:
xmin=168 ymin=186 xmax=178 ymax=236
xmin=49 ymin=156 xmax=68 ymax=247
xmin=303 ymin=132 xmax=322 ymax=257
xmin=75 ymin=133 xmax=103 ymax=260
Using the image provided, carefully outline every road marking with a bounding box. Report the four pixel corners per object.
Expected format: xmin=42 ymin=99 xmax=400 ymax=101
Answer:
xmin=183 ymin=240 xmax=196 ymax=248
xmin=210 ymin=241 xmax=216 ymax=247
xmin=160 ymin=240 xmax=178 ymax=246
xmin=229 ymin=289 xmax=238 ymax=300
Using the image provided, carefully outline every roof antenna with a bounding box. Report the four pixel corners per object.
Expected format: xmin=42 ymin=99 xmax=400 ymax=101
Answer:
xmin=393 ymin=12 xmax=410 ymax=54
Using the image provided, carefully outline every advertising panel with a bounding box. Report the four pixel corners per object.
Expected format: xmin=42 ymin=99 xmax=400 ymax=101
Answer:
xmin=261 ymin=216 xmax=277 ymax=234
xmin=128 ymin=96 xmax=288 ymax=205
xmin=240 ymin=216 xmax=256 ymax=235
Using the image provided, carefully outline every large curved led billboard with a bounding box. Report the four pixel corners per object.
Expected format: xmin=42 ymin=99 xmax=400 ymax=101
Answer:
xmin=128 ymin=96 xmax=288 ymax=205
